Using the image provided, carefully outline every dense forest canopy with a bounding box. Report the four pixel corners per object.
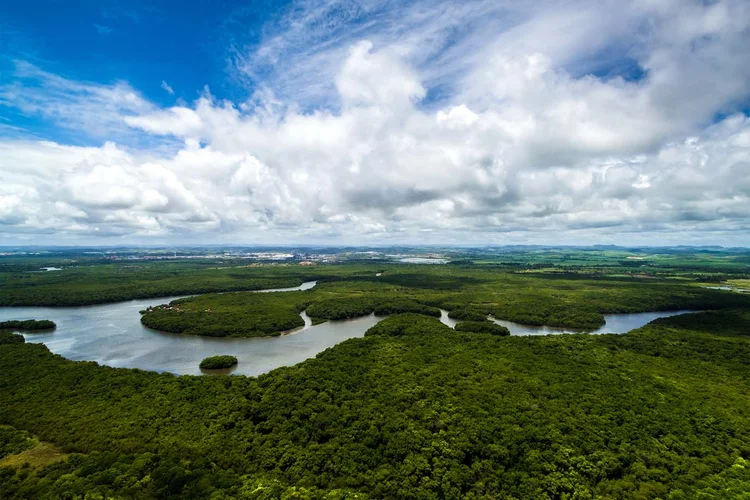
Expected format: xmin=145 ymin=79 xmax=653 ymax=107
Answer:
xmin=199 ymin=355 xmax=239 ymax=370
xmin=1 ymin=308 xmax=750 ymax=498
xmin=130 ymin=265 xmax=750 ymax=337
xmin=0 ymin=320 xmax=56 ymax=331
xmin=2 ymin=253 xmax=750 ymax=498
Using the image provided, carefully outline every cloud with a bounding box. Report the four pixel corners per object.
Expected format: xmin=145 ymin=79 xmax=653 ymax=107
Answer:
xmin=161 ymin=80 xmax=174 ymax=95
xmin=0 ymin=61 xmax=155 ymax=142
xmin=2 ymin=0 xmax=750 ymax=244
xmin=94 ymin=24 xmax=112 ymax=35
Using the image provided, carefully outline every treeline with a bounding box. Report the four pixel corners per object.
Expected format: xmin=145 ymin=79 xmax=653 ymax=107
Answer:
xmin=455 ymin=321 xmax=510 ymax=336
xmin=364 ymin=313 xmax=450 ymax=337
xmin=486 ymin=303 xmax=606 ymax=329
xmin=0 ymin=333 xmax=24 ymax=345
xmin=2 ymin=309 xmax=750 ymax=498
xmin=141 ymin=290 xmax=442 ymax=338
xmin=141 ymin=269 xmax=750 ymax=336
xmin=0 ymin=278 xmax=310 ymax=307
xmin=0 ymin=449 xmax=361 ymax=499
xmin=140 ymin=292 xmax=307 ymax=338
xmin=0 ymin=260 xmax=334 ymax=307
xmin=4 ymin=259 xmax=750 ymax=333
xmin=447 ymin=307 xmax=492 ymax=322
xmin=0 ymin=320 xmax=56 ymax=331
xmin=141 ymin=309 xmax=303 ymax=338
xmin=0 ymin=426 xmax=33 ymax=460
xmin=307 ymin=297 xmax=440 ymax=320
xmin=199 ymin=356 xmax=238 ymax=370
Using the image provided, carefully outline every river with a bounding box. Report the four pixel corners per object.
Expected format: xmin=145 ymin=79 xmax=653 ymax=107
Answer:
xmin=0 ymin=282 xmax=693 ymax=376
xmin=487 ymin=310 xmax=694 ymax=336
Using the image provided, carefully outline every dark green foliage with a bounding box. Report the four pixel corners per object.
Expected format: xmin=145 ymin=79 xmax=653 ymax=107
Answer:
xmin=447 ymin=307 xmax=489 ymax=322
xmin=488 ymin=302 xmax=607 ymax=329
xmin=0 ymin=450 xmax=363 ymax=499
xmin=307 ymin=297 xmax=440 ymax=320
xmin=0 ymin=261 xmax=325 ymax=307
xmin=364 ymin=313 xmax=451 ymax=337
xmin=4 ymin=254 xmax=750 ymax=497
xmin=0 ymin=427 xmax=33 ymax=459
xmin=199 ymin=356 xmax=238 ymax=370
xmin=4 ymin=259 xmax=750 ymax=330
xmin=454 ymin=321 xmax=511 ymax=336
xmin=306 ymin=296 xmax=375 ymax=320
xmin=141 ymin=291 xmax=309 ymax=337
xmin=646 ymin=309 xmax=750 ymax=337
xmin=0 ymin=332 xmax=24 ymax=345
xmin=2 ymin=309 xmax=750 ymax=498
xmin=372 ymin=299 xmax=440 ymax=317
xmin=0 ymin=320 xmax=55 ymax=331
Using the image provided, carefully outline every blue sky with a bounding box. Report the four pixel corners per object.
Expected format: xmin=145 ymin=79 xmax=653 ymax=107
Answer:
xmin=1 ymin=0 xmax=272 ymax=142
xmin=3 ymin=1 xmax=252 ymax=96
xmin=1 ymin=0 xmax=750 ymax=245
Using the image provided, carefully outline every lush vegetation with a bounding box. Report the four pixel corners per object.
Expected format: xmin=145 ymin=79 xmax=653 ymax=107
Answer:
xmin=0 ymin=332 xmax=25 ymax=345
xmin=454 ymin=321 xmax=510 ymax=336
xmin=134 ymin=263 xmax=750 ymax=336
xmin=307 ymin=297 xmax=441 ymax=321
xmin=199 ymin=355 xmax=239 ymax=370
xmin=2 ymin=308 xmax=750 ymax=498
xmin=141 ymin=291 xmax=310 ymax=337
xmin=0 ymin=260 xmax=327 ymax=307
xmin=3 ymin=253 xmax=750 ymax=333
xmin=363 ymin=313 xmax=451 ymax=337
xmin=447 ymin=307 xmax=493 ymax=322
xmin=0 ymin=320 xmax=56 ymax=331
xmin=3 ymin=250 xmax=750 ymax=497
xmin=0 ymin=427 xmax=33 ymax=460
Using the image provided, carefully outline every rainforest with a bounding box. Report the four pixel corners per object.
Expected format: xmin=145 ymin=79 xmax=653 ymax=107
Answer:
xmin=1 ymin=247 xmax=750 ymax=499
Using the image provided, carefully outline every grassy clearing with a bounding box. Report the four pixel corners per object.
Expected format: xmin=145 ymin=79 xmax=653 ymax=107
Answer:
xmin=0 ymin=426 xmax=66 ymax=469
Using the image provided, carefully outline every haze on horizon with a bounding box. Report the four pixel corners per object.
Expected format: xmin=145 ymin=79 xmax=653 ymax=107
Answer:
xmin=1 ymin=0 xmax=750 ymax=247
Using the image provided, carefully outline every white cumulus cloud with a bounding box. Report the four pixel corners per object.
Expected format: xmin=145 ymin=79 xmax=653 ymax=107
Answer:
xmin=1 ymin=0 xmax=750 ymax=245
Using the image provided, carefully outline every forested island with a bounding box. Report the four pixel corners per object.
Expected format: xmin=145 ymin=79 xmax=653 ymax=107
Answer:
xmin=0 ymin=320 xmax=56 ymax=331
xmin=130 ymin=263 xmax=750 ymax=338
xmin=1 ymin=309 xmax=750 ymax=498
xmin=199 ymin=355 xmax=239 ymax=370
xmin=1 ymin=248 xmax=750 ymax=498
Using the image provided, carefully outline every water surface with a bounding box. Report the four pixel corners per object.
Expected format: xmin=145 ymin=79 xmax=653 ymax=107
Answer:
xmin=0 ymin=281 xmax=384 ymax=377
xmin=488 ymin=310 xmax=695 ymax=336
xmin=398 ymin=258 xmax=448 ymax=264
xmin=0 ymin=284 xmax=694 ymax=376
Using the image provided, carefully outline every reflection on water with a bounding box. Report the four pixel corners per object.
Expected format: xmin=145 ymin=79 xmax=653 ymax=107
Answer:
xmin=0 ymin=281 xmax=386 ymax=377
xmin=200 ymin=365 xmax=239 ymax=376
xmin=704 ymin=285 xmax=750 ymax=294
xmin=255 ymin=281 xmax=317 ymax=293
xmin=438 ymin=308 xmax=693 ymax=335
xmin=398 ymin=258 xmax=448 ymax=264
xmin=0 ymin=300 xmax=380 ymax=377
xmin=488 ymin=310 xmax=695 ymax=336
xmin=0 ymin=280 xmax=694 ymax=376
xmin=439 ymin=309 xmax=458 ymax=328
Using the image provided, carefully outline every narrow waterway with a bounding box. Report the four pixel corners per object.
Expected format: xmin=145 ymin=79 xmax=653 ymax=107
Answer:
xmin=489 ymin=311 xmax=694 ymax=335
xmin=0 ymin=282 xmax=383 ymax=377
xmin=0 ymin=282 xmax=693 ymax=376
xmin=437 ymin=309 xmax=694 ymax=335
